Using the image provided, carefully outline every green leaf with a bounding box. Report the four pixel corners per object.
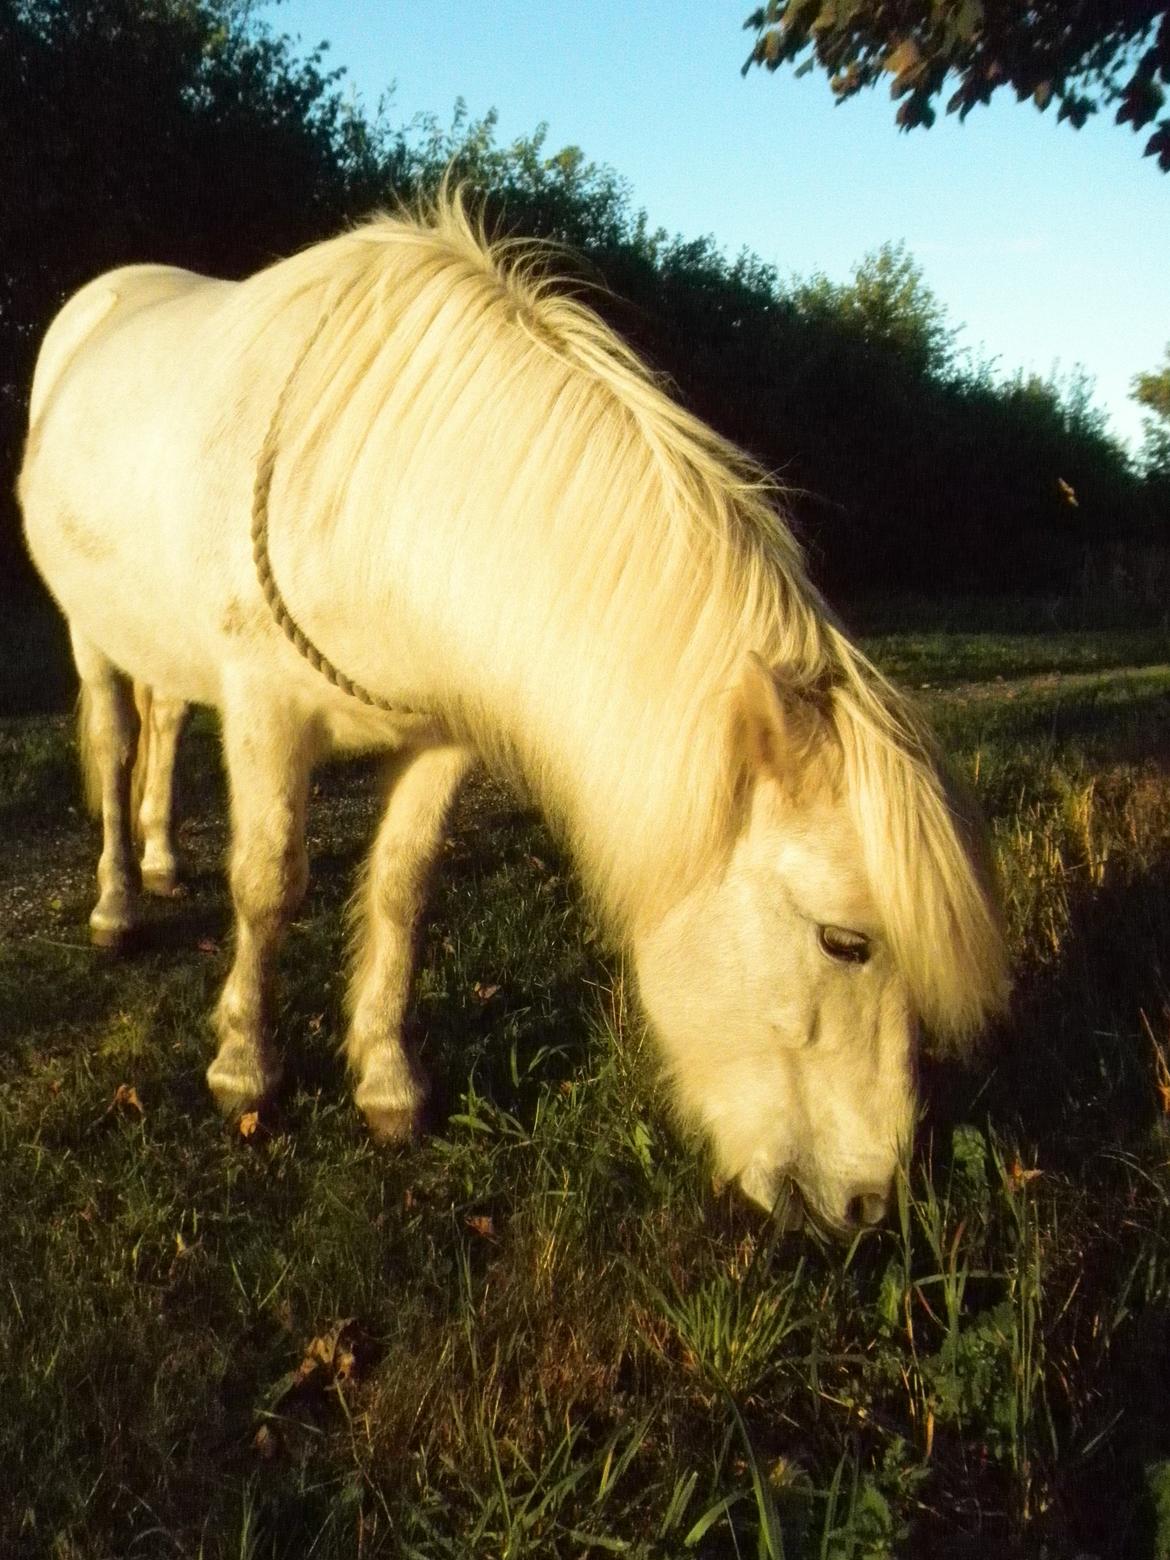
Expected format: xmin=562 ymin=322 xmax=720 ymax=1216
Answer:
xmin=953 ymin=0 xmax=984 ymax=44
xmin=685 ymin=1491 xmax=749 ymax=1547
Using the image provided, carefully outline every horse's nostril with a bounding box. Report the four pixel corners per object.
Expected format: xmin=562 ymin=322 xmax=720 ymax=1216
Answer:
xmin=846 ymin=1191 xmax=889 ymax=1228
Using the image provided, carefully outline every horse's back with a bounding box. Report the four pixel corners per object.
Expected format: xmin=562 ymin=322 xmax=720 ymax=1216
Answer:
xmin=27 ymin=265 xmax=205 ymax=427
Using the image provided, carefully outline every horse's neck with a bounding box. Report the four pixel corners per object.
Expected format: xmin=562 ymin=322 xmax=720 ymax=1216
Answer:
xmin=470 ymin=608 xmax=743 ymax=939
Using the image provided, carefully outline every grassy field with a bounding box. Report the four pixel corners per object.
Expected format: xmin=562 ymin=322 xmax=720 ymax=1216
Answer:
xmin=4 ymin=620 xmax=1170 ymax=1558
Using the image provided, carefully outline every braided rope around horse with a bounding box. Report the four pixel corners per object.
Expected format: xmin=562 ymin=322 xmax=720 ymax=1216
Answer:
xmin=250 ymin=303 xmax=425 ymax=719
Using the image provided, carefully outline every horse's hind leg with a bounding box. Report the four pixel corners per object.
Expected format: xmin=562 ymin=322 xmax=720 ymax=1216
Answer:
xmin=347 ymin=745 xmax=473 ymax=1141
xmin=73 ymin=632 xmax=140 ymax=950
xmin=205 ymin=696 xmax=317 ymax=1118
xmin=132 ymin=684 xmax=189 ymax=895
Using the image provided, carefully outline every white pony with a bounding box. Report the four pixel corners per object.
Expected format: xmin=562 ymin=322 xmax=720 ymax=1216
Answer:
xmin=18 ymin=193 xmax=1008 ymax=1231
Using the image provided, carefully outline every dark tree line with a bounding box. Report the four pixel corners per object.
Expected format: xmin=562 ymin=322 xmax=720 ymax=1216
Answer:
xmin=1 ymin=0 xmax=1164 ymax=606
xmin=1 ymin=1 xmax=394 ymax=552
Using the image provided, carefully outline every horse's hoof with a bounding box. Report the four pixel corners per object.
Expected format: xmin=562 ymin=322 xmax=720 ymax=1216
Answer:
xmin=352 ymin=1044 xmax=426 ymax=1143
xmin=206 ymin=1039 xmax=281 ymax=1118
xmin=141 ymin=868 xmax=180 ymax=897
xmin=361 ymin=1103 xmax=421 ymax=1144
xmin=89 ymin=919 xmax=135 ymax=953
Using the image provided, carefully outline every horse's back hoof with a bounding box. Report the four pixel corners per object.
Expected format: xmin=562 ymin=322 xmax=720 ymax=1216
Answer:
xmin=142 ymin=868 xmax=181 ymax=897
xmin=361 ymin=1104 xmax=422 ymax=1145
xmin=89 ymin=919 xmax=135 ymax=953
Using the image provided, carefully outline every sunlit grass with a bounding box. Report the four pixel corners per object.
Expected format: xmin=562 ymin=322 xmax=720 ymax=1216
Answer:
xmin=3 ymin=627 xmax=1170 ymax=1556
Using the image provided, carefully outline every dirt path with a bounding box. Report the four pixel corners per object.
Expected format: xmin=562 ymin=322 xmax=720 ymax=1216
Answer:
xmin=923 ymin=662 xmax=1170 ymax=706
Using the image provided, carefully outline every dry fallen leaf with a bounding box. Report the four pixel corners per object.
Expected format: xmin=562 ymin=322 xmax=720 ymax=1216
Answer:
xmin=109 ymin=1083 xmax=144 ymax=1116
xmin=472 ymin=982 xmax=501 ymax=1003
xmin=238 ymin=1111 xmax=262 ymax=1140
xmin=466 ymin=1214 xmax=496 ymax=1240
xmin=1140 ymin=1010 xmax=1170 ymax=1115
xmin=292 ymin=1318 xmax=360 ymax=1392
xmin=167 ymin=1230 xmax=202 ymax=1283
xmin=1007 ymin=1158 xmax=1042 ymax=1192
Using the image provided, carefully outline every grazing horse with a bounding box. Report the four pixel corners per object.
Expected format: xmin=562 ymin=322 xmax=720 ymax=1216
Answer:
xmin=18 ymin=194 xmax=1008 ymax=1231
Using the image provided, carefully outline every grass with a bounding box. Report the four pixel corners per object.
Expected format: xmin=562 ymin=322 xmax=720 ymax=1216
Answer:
xmin=3 ymin=617 xmax=1170 ymax=1557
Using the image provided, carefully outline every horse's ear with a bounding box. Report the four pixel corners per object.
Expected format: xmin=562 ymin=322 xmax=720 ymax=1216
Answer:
xmin=735 ymin=653 xmax=834 ymax=792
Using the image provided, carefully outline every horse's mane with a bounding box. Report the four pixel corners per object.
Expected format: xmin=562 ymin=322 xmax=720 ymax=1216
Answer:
xmin=226 ymin=188 xmax=1008 ymax=1043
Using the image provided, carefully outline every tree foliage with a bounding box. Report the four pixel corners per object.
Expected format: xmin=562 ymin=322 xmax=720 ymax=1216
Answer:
xmin=1133 ymin=343 xmax=1170 ymax=473
xmin=789 ymin=243 xmax=957 ymax=379
xmin=743 ymin=2 xmax=1170 ymax=170
xmin=0 ymin=0 xmax=403 ymax=578
xmin=0 ymin=1 xmax=1162 ymax=602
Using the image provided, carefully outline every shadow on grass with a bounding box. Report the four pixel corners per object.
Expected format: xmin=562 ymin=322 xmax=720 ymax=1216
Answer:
xmin=0 ymin=939 xmax=136 ymax=1063
xmin=917 ymin=855 xmax=1170 ymax=1560
xmin=924 ymin=855 xmax=1170 ymax=1166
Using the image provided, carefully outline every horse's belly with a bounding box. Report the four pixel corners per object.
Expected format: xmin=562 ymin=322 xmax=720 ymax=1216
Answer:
xmin=27 ymin=519 xmax=221 ymax=705
xmin=22 ymin=432 xmax=229 ymax=707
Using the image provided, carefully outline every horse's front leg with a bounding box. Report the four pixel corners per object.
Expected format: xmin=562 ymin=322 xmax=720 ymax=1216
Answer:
xmin=347 ymin=744 xmax=473 ymax=1141
xmin=206 ymin=698 xmax=317 ymax=1118
xmin=133 ymin=685 xmax=189 ymax=895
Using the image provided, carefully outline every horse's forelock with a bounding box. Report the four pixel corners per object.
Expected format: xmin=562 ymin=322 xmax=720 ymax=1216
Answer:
xmin=831 ymin=672 xmax=1010 ymax=1046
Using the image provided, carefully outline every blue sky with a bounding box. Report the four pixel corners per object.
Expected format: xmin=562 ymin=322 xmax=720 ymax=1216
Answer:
xmin=268 ymin=0 xmax=1168 ymax=451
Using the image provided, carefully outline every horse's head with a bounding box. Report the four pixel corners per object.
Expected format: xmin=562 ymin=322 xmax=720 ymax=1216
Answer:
xmin=635 ymin=654 xmax=1005 ymax=1234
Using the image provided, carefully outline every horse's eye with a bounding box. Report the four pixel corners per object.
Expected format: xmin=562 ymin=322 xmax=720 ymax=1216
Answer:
xmin=818 ymin=925 xmax=871 ymax=965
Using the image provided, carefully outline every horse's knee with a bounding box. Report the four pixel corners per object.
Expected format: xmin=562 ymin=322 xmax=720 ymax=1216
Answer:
xmin=152 ymin=696 xmax=188 ymax=738
xmin=229 ymin=833 xmax=308 ymax=923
